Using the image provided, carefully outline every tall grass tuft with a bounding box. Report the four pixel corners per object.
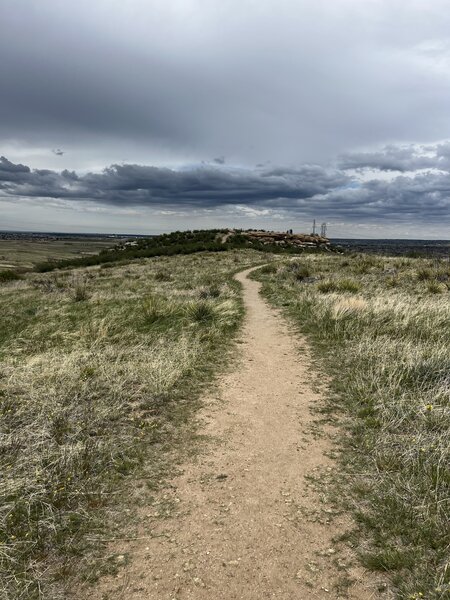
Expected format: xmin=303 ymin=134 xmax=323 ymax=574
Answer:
xmin=317 ymin=278 xmax=361 ymax=293
xmin=69 ymin=278 xmax=90 ymax=302
xmin=186 ymin=299 xmax=216 ymax=324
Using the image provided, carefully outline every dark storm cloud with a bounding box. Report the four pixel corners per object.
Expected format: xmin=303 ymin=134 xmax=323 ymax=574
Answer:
xmin=312 ymin=173 xmax=450 ymax=222
xmin=339 ymin=143 xmax=450 ymax=172
xmin=0 ymin=156 xmax=30 ymax=177
xmin=0 ymin=156 xmax=349 ymax=207
xmin=1 ymin=153 xmax=449 ymax=226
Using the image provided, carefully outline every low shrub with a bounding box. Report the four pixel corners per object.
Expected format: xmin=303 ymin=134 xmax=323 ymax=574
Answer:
xmin=0 ymin=270 xmax=22 ymax=283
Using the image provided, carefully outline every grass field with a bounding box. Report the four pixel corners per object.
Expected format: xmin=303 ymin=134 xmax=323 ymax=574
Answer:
xmin=0 ymin=250 xmax=265 ymax=599
xmin=0 ymin=237 xmax=116 ymax=270
xmin=2 ymin=236 xmax=449 ymax=600
xmin=253 ymin=254 xmax=450 ymax=600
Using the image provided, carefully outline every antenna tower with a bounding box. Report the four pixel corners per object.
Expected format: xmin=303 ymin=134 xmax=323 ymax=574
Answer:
xmin=320 ymin=222 xmax=327 ymax=237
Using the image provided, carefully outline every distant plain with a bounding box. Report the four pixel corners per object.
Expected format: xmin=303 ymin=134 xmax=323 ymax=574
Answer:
xmin=0 ymin=234 xmax=120 ymax=270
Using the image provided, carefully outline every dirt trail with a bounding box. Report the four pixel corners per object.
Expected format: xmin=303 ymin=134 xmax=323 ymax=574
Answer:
xmin=94 ymin=266 xmax=379 ymax=599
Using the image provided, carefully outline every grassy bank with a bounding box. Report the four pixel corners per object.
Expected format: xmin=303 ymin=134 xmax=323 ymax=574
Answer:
xmin=253 ymin=254 xmax=450 ymax=600
xmin=0 ymin=250 xmax=263 ymax=599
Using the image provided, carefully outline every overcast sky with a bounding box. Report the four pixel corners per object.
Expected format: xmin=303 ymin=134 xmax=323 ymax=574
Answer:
xmin=1 ymin=0 xmax=450 ymax=237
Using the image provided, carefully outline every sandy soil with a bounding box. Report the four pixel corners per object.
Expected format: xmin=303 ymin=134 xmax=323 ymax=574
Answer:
xmin=92 ymin=266 xmax=380 ymax=599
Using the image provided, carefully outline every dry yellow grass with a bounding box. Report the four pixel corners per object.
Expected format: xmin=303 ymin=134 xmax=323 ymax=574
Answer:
xmin=255 ymin=253 xmax=450 ymax=599
xmin=0 ymin=250 xmax=264 ymax=599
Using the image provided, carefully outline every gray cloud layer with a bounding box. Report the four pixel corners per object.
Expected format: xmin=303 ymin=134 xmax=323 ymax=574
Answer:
xmin=2 ymin=0 xmax=450 ymax=170
xmin=339 ymin=143 xmax=450 ymax=172
xmin=0 ymin=157 xmax=348 ymax=207
xmin=1 ymin=1 xmax=450 ymax=235
xmin=1 ymin=142 xmax=449 ymax=227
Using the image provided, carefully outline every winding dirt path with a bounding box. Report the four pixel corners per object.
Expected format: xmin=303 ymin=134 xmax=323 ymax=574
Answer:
xmin=94 ymin=266 xmax=379 ymax=599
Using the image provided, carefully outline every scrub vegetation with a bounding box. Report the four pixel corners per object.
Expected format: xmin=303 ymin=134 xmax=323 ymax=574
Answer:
xmin=33 ymin=229 xmax=328 ymax=273
xmin=0 ymin=250 xmax=263 ymax=599
xmin=253 ymin=254 xmax=450 ymax=600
